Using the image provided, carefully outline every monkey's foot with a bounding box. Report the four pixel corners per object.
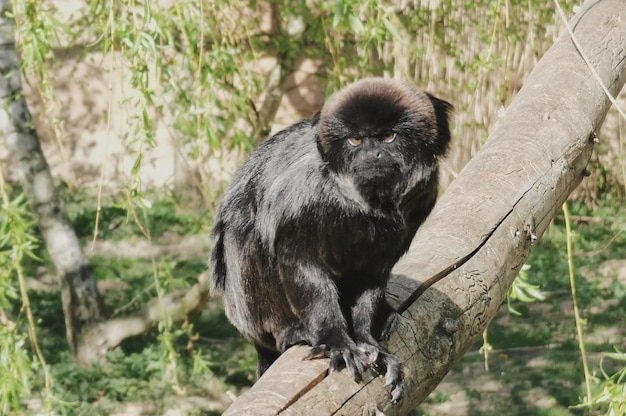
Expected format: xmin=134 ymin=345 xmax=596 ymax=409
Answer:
xmin=304 ymin=343 xmax=369 ymax=383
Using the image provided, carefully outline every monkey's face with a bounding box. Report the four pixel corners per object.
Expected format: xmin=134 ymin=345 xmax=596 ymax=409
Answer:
xmin=318 ymin=78 xmax=448 ymax=205
xmin=332 ymin=132 xmax=406 ymax=204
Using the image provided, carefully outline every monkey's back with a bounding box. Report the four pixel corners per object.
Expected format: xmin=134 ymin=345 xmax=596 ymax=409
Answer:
xmin=209 ymin=118 xmax=329 ymax=344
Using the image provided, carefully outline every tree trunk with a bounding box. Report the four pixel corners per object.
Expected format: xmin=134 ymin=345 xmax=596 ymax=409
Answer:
xmin=0 ymin=1 xmax=106 ymax=363
xmin=221 ymin=0 xmax=626 ymax=414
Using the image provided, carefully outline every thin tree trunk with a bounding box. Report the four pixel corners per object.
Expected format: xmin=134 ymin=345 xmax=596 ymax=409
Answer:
xmin=251 ymin=3 xmax=302 ymax=144
xmin=0 ymin=2 xmax=106 ymax=363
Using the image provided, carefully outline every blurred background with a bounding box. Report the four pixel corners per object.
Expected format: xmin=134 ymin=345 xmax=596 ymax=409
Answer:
xmin=1 ymin=0 xmax=625 ymax=415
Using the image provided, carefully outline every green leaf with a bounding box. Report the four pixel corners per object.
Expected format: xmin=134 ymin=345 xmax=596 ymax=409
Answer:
xmin=382 ymin=17 xmax=401 ymax=40
xmin=131 ymin=153 xmax=143 ymax=176
xmin=333 ymin=0 xmax=344 ymax=28
xmin=603 ymin=351 xmax=626 ymax=362
xmin=347 ymin=14 xmax=365 ymax=34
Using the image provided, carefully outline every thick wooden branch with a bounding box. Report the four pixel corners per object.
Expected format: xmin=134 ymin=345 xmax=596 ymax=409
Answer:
xmin=223 ymin=0 xmax=626 ymax=414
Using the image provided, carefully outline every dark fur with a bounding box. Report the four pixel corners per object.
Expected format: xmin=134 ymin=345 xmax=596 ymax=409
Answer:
xmin=209 ymin=78 xmax=452 ymax=402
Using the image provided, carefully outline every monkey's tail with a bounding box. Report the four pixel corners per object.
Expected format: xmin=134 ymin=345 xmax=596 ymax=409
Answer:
xmin=208 ymin=221 xmax=227 ymax=293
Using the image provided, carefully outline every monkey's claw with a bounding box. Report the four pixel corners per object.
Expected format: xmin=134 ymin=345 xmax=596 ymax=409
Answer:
xmin=304 ymin=344 xmax=369 ymax=383
xmin=304 ymin=344 xmax=331 ymax=360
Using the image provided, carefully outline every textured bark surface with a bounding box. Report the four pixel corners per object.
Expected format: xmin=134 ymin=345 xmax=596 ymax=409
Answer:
xmin=0 ymin=2 xmax=106 ymax=361
xmin=222 ymin=0 xmax=626 ymax=414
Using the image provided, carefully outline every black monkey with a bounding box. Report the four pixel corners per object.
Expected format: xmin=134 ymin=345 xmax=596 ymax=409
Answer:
xmin=209 ymin=78 xmax=452 ymax=403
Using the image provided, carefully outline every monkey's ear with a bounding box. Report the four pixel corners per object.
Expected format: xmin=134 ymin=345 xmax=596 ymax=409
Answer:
xmin=427 ymin=93 xmax=453 ymax=156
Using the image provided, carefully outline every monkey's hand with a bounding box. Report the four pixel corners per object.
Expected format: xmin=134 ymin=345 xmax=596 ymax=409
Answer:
xmin=304 ymin=341 xmax=370 ymax=383
xmin=278 ymin=263 xmax=372 ymax=382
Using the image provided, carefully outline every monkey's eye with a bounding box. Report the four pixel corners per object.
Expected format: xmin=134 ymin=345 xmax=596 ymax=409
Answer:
xmin=348 ymin=137 xmax=363 ymax=147
xmin=383 ymin=133 xmax=397 ymax=143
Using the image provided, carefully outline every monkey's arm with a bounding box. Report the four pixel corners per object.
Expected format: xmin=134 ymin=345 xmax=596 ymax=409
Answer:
xmin=278 ymin=261 xmax=370 ymax=382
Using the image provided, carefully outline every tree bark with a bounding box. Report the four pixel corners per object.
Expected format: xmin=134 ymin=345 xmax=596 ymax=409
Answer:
xmin=251 ymin=3 xmax=301 ymax=145
xmin=0 ymin=2 xmax=106 ymax=362
xmin=222 ymin=0 xmax=626 ymax=414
